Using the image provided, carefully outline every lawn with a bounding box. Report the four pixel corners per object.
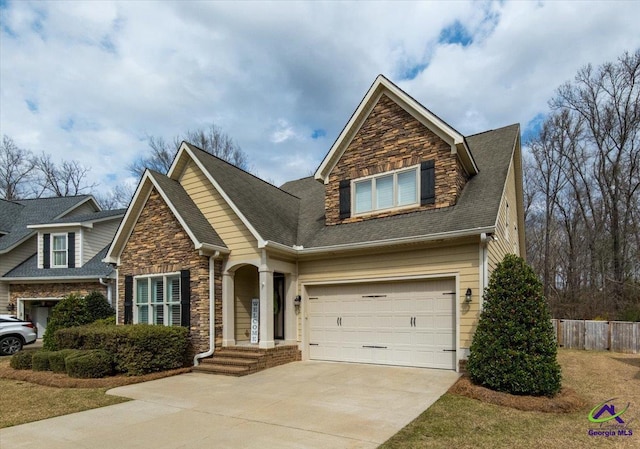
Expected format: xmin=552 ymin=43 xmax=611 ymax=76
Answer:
xmin=380 ymin=349 xmax=640 ymax=448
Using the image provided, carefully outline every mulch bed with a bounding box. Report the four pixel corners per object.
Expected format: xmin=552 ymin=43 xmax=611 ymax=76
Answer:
xmin=449 ymin=375 xmax=587 ymax=413
xmin=0 ymin=363 xmax=192 ymax=389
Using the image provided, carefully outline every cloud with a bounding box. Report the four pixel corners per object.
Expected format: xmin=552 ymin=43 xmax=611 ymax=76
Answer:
xmin=1 ymin=0 xmax=639 ymax=192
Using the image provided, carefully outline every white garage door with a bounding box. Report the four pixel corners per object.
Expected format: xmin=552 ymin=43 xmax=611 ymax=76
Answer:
xmin=307 ymin=279 xmax=456 ymax=369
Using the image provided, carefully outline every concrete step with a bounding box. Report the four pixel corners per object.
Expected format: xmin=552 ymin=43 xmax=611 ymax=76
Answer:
xmin=214 ymin=350 xmax=265 ymax=360
xmin=199 ymin=357 xmax=257 ymax=367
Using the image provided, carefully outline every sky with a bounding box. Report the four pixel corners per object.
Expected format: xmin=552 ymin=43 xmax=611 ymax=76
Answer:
xmin=1 ymin=0 xmax=640 ymax=197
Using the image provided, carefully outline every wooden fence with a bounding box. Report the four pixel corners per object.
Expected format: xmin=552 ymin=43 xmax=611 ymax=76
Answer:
xmin=552 ymin=319 xmax=640 ymax=353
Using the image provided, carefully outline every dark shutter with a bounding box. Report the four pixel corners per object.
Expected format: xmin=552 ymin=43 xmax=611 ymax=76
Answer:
xmin=43 ymin=233 xmax=50 ymax=269
xmin=339 ymin=179 xmax=351 ymax=219
xmin=67 ymin=232 xmax=75 ymax=268
xmin=180 ymin=269 xmax=191 ymax=328
xmin=420 ymin=160 xmax=435 ymax=205
xmin=124 ymin=276 xmax=133 ymax=324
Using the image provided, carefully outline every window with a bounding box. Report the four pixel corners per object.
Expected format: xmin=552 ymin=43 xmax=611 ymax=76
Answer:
xmin=353 ymin=166 xmax=419 ymax=214
xmin=134 ymin=274 xmax=181 ymax=326
xmin=51 ymin=234 xmax=67 ymax=268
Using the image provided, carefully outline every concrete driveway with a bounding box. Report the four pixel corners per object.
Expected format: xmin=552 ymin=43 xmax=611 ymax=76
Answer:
xmin=0 ymin=361 xmax=459 ymax=449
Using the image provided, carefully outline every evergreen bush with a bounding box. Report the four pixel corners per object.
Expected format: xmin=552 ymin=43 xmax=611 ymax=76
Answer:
xmin=43 ymin=292 xmax=115 ymax=350
xmin=48 ymin=349 xmax=81 ymax=373
xmin=31 ymin=350 xmax=52 ymax=371
xmin=467 ymin=254 xmax=562 ymax=397
xmin=10 ymin=350 xmax=34 ymax=370
xmin=65 ymin=350 xmax=114 ymax=378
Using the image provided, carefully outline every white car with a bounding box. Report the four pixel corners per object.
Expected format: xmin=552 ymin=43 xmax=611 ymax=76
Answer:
xmin=0 ymin=315 xmax=38 ymax=356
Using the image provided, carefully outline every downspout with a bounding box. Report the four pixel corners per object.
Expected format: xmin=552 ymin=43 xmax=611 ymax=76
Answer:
xmin=479 ymin=233 xmax=491 ymax=311
xmin=194 ymin=251 xmax=220 ymax=366
xmin=99 ymin=278 xmax=112 ymax=306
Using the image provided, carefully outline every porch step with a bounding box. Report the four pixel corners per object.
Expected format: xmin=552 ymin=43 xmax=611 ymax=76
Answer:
xmin=192 ymin=345 xmax=301 ymax=377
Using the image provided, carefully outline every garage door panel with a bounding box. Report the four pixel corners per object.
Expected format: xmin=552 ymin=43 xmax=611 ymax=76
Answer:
xmin=307 ymin=279 xmax=456 ymax=370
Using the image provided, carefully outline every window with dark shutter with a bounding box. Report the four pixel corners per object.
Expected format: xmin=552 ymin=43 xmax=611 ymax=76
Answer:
xmin=67 ymin=232 xmax=75 ymax=268
xmin=43 ymin=233 xmax=50 ymax=269
xmin=180 ymin=269 xmax=191 ymax=328
xmin=339 ymin=179 xmax=351 ymax=219
xmin=420 ymin=160 xmax=435 ymax=205
xmin=124 ymin=276 xmax=133 ymax=324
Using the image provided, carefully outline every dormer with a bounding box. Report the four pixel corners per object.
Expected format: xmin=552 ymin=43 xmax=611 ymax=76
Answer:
xmin=315 ymin=75 xmax=478 ymax=225
xmin=28 ymin=210 xmax=125 ymax=270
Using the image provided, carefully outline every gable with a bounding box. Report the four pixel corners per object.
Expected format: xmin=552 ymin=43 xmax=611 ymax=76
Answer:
xmin=179 ymin=160 xmax=260 ymax=261
xmin=324 ymin=93 xmax=469 ymax=225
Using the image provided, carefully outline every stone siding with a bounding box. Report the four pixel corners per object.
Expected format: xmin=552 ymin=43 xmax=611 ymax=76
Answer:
xmin=117 ymin=189 xmax=221 ymax=354
xmin=325 ymin=93 xmax=469 ymax=225
xmin=9 ymin=282 xmax=107 ymax=304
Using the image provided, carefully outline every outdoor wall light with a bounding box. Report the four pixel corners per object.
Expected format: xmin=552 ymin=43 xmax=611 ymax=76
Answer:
xmin=294 ymin=295 xmax=302 ymax=306
xmin=465 ymin=288 xmax=472 ymax=303
xmin=6 ymin=302 xmax=16 ymax=312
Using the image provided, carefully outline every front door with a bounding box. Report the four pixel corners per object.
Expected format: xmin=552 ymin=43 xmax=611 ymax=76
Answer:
xmin=274 ymin=273 xmax=285 ymax=340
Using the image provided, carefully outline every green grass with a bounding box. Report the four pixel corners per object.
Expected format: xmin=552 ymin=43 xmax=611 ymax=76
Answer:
xmin=380 ymin=350 xmax=640 ymax=449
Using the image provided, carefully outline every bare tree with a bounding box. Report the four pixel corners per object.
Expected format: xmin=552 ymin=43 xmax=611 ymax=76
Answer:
xmin=130 ymin=123 xmax=248 ymax=177
xmin=94 ymin=182 xmax=136 ymax=210
xmin=32 ymin=153 xmax=97 ymax=197
xmin=0 ymin=135 xmax=35 ymax=200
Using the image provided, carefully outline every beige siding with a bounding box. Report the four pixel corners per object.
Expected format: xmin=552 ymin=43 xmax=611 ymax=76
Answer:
xmin=82 ymin=219 xmax=120 ymax=264
xmin=179 ymin=161 xmax=260 ymax=261
xmin=234 ymin=265 xmax=258 ymax=341
xmin=298 ymin=240 xmax=481 ymax=349
xmin=0 ymin=283 xmax=8 ymax=311
xmin=488 ymin=159 xmax=521 ymax=273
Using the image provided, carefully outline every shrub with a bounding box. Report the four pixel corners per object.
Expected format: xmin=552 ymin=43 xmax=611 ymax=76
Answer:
xmin=48 ymin=349 xmax=81 ymax=373
xmin=10 ymin=350 xmax=34 ymax=370
xmin=31 ymin=351 xmax=52 ymax=371
xmin=468 ymin=254 xmax=562 ymax=397
xmin=54 ymin=324 xmax=190 ymax=375
xmin=43 ymin=291 xmax=115 ymax=350
xmin=92 ymin=316 xmax=116 ymax=326
xmin=65 ymin=350 xmax=114 ymax=378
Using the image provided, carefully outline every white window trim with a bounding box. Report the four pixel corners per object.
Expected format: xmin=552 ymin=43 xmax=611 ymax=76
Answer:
xmin=133 ymin=272 xmax=181 ymax=326
xmin=351 ymin=164 xmax=420 ymax=216
xmin=51 ymin=233 xmax=68 ymax=268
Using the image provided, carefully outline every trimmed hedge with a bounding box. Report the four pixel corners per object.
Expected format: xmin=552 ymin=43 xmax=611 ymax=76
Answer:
xmin=49 ymin=349 xmax=81 ymax=373
xmin=65 ymin=350 xmax=114 ymax=378
xmin=54 ymin=324 xmax=191 ymax=376
xmin=31 ymin=351 xmax=52 ymax=371
xmin=10 ymin=350 xmax=34 ymax=370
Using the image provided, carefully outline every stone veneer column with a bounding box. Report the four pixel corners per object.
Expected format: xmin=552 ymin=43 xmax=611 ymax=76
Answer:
xmin=259 ymin=266 xmax=275 ymax=349
xmin=222 ymin=271 xmax=235 ymax=346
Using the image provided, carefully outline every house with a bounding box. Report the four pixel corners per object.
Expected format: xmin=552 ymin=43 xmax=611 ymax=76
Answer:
xmin=105 ymin=75 xmax=524 ymax=373
xmin=0 ymin=196 xmax=124 ymax=337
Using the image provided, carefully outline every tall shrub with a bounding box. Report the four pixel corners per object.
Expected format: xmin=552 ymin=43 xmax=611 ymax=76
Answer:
xmin=467 ymin=254 xmax=561 ymax=397
xmin=43 ymin=292 xmax=115 ymax=350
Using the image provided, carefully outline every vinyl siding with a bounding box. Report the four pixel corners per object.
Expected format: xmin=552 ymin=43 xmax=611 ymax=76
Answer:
xmin=488 ymin=159 xmax=521 ymax=273
xmin=0 ymin=237 xmax=37 ymax=307
xmin=63 ymin=201 xmax=97 ymax=217
xmin=179 ymin=161 xmax=260 ymax=261
xmin=297 ymin=239 xmax=481 ymax=349
xmin=82 ymin=219 xmax=120 ymax=265
xmin=234 ymin=265 xmax=258 ymax=341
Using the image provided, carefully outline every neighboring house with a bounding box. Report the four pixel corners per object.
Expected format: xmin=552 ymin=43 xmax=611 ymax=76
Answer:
xmin=105 ymin=75 xmax=524 ymax=372
xmin=0 ymin=196 xmax=124 ymax=337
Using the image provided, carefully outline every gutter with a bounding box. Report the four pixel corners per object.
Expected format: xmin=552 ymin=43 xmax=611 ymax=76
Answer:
xmin=1 ymin=275 xmax=111 ymax=282
xmin=194 ymin=251 xmax=220 ymax=366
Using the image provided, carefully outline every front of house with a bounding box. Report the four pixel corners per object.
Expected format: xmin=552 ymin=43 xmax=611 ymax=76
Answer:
xmin=0 ymin=196 xmax=124 ymax=337
xmin=105 ymin=75 xmax=524 ymax=371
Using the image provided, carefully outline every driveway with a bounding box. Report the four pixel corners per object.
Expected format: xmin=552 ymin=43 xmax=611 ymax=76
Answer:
xmin=0 ymin=361 xmax=459 ymax=449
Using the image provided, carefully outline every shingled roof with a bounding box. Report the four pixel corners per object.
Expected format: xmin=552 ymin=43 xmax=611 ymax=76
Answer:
xmin=0 ymin=196 xmax=95 ymax=253
xmin=280 ymin=124 xmax=519 ymax=249
xmin=3 ymin=245 xmax=113 ymax=279
xmin=185 ymin=143 xmax=300 ymax=247
xmin=148 ymin=170 xmax=227 ymax=250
